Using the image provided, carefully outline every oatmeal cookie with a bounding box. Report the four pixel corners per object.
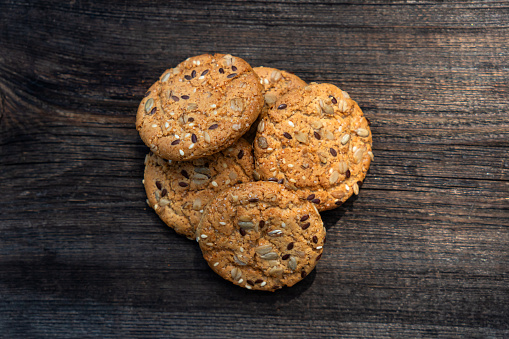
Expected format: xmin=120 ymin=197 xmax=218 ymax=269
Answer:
xmin=137 ymin=54 xmax=264 ymax=160
xmin=196 ymin=181 xmax=325 ymax=291
xmin=144 ymin=138 xmax=254 ymax=239
xmin=253 ymin=83 xmax=373 ymax=211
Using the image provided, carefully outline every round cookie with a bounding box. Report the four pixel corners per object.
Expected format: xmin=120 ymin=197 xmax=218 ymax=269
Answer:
xmin=196 ymin=181 xmax=325 ymax=292
xmin=144 ymin=138 xmax=255 ymax=239
xmin=253 ymin=83 xmax=373 ymax=211
xmin=244 ymin=67 xmax=307 ymax=142
xmin=136 ymin=54 xmax=264 ymax=161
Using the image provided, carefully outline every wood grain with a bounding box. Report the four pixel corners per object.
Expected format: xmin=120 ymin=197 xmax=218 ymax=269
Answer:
xmin=1 ymin=1 xmax=508 ymax=337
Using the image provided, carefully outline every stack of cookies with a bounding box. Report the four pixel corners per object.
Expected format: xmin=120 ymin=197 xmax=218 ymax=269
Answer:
xmin=136 ymin=54 xmax=373 ymax=291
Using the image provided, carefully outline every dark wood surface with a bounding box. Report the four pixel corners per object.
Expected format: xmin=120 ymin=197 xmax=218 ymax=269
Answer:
xmin=1 ymin=1 xmax=508 ymax=337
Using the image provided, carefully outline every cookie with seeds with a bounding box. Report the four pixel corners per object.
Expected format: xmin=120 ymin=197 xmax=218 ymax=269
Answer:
xmin=196 ymin=181 xmax=325 ymax=291
xmin=136 ymin=54 xmax=264 ymax=161
xmin=253 ymin=83 xmax=373 ymax=211
xmin=244 ymin=67 xmax=307 ymax=142
xmin=144 ymin=138 xmax=255 ymax=239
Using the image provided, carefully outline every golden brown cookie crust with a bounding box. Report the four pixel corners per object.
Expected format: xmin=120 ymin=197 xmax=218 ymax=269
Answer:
xmin=144 ymin=138 xmax=255 ymax=239
xmin=137 ymin=54 xmax=264 ymax=161
xmin=253 ymin=83 xmax=373 ymax=211
xmin=196 ymin=181 xmax=325 ymax=292
xmin=244 ymin=67 xmax=307 ymax=142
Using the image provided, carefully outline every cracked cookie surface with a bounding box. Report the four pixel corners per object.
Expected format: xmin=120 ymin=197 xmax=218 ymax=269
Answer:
xmin=244 ymin=67 xmax=307 ymax=142
xmin=253 ymin=83 xmax=373 ymax=211
xmin=196 ymin=181 xmax=325 ymax=292
xmin=136 ymin=53 xmax=264 ymax=161
xmin=144 ymin=138 xmax=254 ymax=239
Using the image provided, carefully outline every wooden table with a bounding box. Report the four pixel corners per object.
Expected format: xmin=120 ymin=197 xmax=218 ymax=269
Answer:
xmin=1 ymin=1 xmax=508 ymax=337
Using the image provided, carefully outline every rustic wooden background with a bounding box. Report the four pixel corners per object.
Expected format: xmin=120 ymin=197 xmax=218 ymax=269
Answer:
xmin=1 ymin=1 xmax=508 ymax=337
